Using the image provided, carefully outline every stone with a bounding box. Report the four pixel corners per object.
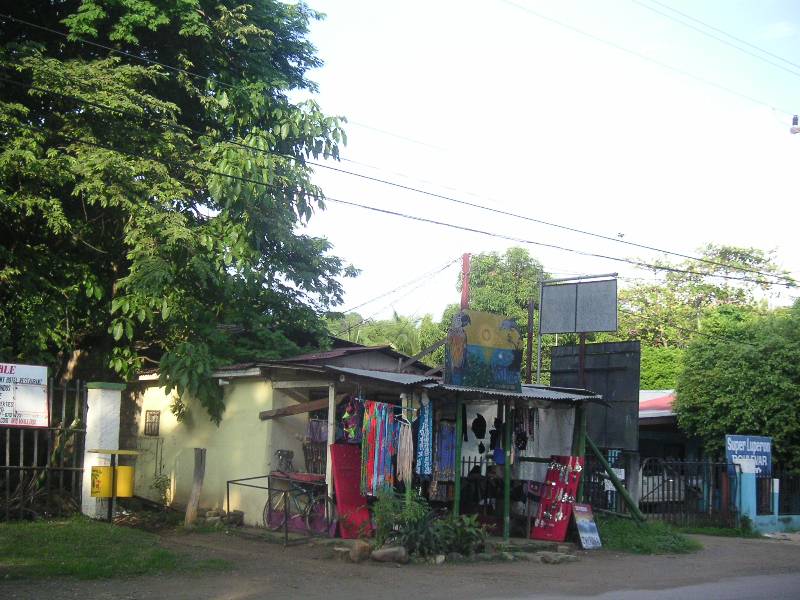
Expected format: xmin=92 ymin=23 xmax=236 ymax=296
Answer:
xmin=350 ymin=540 xmax=372 ymax=563
xmin=476 ymin=552 xmax=494 ymax=562
xmin=514 ymin=553 xmax=543 ymax=562
xmin=536 ymin=551 xmax=577 ymax=565
xmin=226 ymin=510 xmax=244 ymax=526
xmin=429 ymin=554 xmax=445 ymax=565
xmin=498 ymin=551 xmax=516 ymax=562
xmin=446 ymin=552 xmax=464 ymax=563
xmin=333 ymin=547 xmax=351 ymax=562
xmin=371 ymin=546 xmax=409 ymax=564
xmin=556 ymin=544 xmax=574 ymax=555
xmin=205 ymin=516 xmax=222 ymax=526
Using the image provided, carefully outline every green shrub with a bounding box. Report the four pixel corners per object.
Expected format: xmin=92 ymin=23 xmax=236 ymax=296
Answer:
xmin=433 ymin=514 xmax=486 ymax=556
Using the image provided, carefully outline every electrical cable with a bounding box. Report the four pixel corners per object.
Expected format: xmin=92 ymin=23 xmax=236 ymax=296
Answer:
xmin=631 ymin=0 xmax=800 ymax=79
xmin=4 ymin=120 xmax=795 ymax=288
xmin=497 ymin=0 xmax=794 ymax=116
xmin=2 ymin=74 xmax=794 ymax=285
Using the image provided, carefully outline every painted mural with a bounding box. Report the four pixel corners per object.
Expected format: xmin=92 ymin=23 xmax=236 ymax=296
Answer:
xmin=445 ymin=310 xmax=523 ymax=392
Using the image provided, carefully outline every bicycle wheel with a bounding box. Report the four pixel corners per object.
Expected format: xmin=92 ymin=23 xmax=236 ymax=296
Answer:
xmin=305 ymin=494 xmax=337 ymax=536
xmin=264 ymin=490 xmax=288 ymax=531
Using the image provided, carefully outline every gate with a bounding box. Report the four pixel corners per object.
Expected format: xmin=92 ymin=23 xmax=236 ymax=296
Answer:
xmin=639 ymin=458 xmax=739 ymax=526
xmin=0 ymin=379 xmax=86 ymax=520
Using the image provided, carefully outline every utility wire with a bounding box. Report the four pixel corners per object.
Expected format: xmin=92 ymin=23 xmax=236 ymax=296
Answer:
xmin=497 ymin=0 xmax=794 ymax=116
xmin=3 ymin=74 xmax=794 ymax=285
xmin=631 ymin=0 xmax=800 ymax=79
xmin=642 ymin=0 xmax=800 ymax=71
xmin=5 ymin=120 xmax=796 ymax=288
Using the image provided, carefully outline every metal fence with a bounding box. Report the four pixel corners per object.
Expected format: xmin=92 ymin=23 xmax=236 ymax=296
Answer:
xmin=756 ymin=474 xmax=774 ymax=515
xmin=777 ymin=473 xmax=800 ymax=515
xmin=0 ymin=379 xmax=86 ymax=520
xmin=638 ymin=458 xmax=739 ymax=526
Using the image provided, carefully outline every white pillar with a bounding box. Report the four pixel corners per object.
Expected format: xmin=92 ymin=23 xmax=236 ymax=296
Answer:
xmin=81 ymin=382 xmax=124 ymax=519
xmin=326 ymin=383 xmax=336 ymax=499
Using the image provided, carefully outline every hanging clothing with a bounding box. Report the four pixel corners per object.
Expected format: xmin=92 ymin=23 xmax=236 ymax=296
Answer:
xmin=360 ymin=400 xmax=396 ymax=496
xmin=307 ymin=419 xmax=328 ymax=443
xmin=339 ymin=395 xmax=364 ymax=443
xmin=415 ymin=394 xmax=433 ymax=477
xmin=434 ymin=421 xmax=456 ymax=482
xmin=396 ymin=419 xmax=414 ymax=484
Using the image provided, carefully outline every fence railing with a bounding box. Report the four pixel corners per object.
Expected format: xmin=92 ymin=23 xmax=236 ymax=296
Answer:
xmin=777 ymin=473 xmax=800 ymax=515
xmin=638 ymin=458 xmax=739 ymax=526
xmin=756 ymin=474 xmax=774 ymax=515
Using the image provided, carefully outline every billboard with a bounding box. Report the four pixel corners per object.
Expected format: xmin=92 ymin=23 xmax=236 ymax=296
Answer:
xmin=445 ymin=310 xmax=522 ymax=392
xmin=726 ymin=435 xmax=772 ymax=477
xmin=540 ymin=279 xmax=618 ymax=334
xmin=0 ymin=363 xmax=49 ymax=427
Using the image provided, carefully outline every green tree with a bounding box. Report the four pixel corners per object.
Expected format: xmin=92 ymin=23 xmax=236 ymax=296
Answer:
xmin=0 ymin=1 xmax=353 ymax=422
xmin=675 ymin=303 xmax=800 ymax=470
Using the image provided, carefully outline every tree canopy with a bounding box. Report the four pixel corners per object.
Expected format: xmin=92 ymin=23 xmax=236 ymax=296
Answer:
xmin=675 ymin=303 xmax=800 ymax=470
xmin=1 ymin=1 xmax=353 ymax=421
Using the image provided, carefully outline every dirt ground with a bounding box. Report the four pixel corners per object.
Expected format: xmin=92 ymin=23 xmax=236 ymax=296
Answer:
xmin=3 ymin=530 xmax=800 ymax=600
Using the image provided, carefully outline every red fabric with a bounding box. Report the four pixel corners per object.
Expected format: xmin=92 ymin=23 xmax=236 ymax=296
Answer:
xmin=330 ymin=443 xmax=371 ymax=539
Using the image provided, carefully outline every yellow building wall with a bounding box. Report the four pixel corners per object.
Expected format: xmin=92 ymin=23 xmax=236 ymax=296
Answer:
xmin=135 ymin=379 xmax=273 ymax=527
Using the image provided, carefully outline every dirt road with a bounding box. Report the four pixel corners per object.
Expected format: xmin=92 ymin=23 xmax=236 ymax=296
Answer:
xmin=3 ymin=531 xmax=800 ymax=599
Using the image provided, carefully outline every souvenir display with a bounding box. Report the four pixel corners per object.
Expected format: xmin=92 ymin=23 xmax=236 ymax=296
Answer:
xmin=532 ymin=454 xmax=584 ymax=541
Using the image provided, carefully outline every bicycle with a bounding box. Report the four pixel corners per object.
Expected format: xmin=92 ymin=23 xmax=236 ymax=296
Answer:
xmin=264 ymin=472 xmax=337 ymax=536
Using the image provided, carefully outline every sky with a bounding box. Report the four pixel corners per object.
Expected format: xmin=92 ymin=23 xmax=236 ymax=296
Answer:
xmin=293 ymin=0 xmax=800 ymax=322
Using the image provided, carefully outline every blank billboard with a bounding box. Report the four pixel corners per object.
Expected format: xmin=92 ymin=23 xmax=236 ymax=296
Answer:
xmin=540 ymin=279 xmax=617 ymax=334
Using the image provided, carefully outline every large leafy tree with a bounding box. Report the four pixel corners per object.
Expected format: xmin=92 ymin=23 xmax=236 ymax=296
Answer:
xmin=0 ymin=1 xmax=354 ymax=421
xmin=675 ymin=303 xmax=800 ymax=470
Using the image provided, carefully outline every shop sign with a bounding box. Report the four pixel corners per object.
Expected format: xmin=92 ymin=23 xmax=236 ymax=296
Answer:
xmin=445 ymin=310 xmax=522 ymax=392
xmin=726 ymin=434 xmax=772 ymax=477
xmin=573 ymin=503 xmax=602 ymax=549
xmin=0 ymin=363 xmax=49 ymax=427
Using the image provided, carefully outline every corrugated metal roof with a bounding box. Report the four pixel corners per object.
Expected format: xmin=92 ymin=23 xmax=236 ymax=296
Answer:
xmin=280 ymin=345 xmax=392 ymax=363
xmin=325 ymin=366 xmax=439 ymax=386
xmin=428 ymin=383 xmax=601 ymax=403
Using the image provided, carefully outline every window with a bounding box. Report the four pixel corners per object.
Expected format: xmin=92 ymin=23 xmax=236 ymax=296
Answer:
xmin=144 ymin=410 xmax=160 ymax=436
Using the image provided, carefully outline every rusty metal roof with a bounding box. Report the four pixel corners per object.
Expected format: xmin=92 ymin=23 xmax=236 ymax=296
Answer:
xmin=325 ymin=366 xmax=439 ymax=386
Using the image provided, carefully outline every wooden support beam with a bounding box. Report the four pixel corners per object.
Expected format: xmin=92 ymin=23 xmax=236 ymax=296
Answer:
xmin=396 ymin=338 xmax=446 ymax=372
xmin=272 ymin=380 xmax=332 ymax=390
xmin=259 ymin=396 xmax=342 ymax=421
xmin=586 ymin=435 xmax=645 ymax=523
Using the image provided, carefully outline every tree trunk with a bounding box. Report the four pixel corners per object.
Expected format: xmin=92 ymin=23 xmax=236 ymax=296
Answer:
xmin=184 ymin=448 xmax=206 ymax=527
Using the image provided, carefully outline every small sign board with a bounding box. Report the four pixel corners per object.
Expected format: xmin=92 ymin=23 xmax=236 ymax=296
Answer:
xmin=726 ymin=434 xmax=772 ymax=477
xmin=0 ymin=363 xmax=48 ymax=428
xmin=572 ymin=503 xmax=601 ymax=549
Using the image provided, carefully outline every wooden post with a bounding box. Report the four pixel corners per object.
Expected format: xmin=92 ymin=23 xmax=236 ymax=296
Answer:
xmin=460 ymin=253 xmax=471 ymax=310
xmin=586 ymin=435 xmax=645 ymax=522
xmin=525 ymin=299 xmax=534 ymax=384
xmin=326 ymin=383 xmax=336 ymax=500
xmin=184 ymin=448 xmax=206 ymax=527
xmin=572 ymin=403 xmax=588 ymax=501
xmin=454 ymin=396 xmax=463 ymax=516
xmin=503 ymin=400 xmax=512 ymax=541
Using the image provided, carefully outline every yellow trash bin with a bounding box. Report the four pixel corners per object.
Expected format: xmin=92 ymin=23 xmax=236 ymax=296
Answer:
xmin=91 ymin=465 xmax=135 ymax=498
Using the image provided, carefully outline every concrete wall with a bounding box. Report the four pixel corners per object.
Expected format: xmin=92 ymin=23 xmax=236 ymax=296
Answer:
xmin=134 ymin=379 xmax=272 ymax=526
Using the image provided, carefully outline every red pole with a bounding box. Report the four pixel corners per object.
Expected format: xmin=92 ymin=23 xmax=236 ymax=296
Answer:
xmin=460 ymin=253 xmax=471 ymax=310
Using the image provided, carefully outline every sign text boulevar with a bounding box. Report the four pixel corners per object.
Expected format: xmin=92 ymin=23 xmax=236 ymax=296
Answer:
xmin=0 ymin=363 xmax=49 ymax=428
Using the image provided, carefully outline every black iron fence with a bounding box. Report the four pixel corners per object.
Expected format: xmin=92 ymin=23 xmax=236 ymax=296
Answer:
xmin=0 ymin=379 xmax=86 ymax=520
xmin=778 ymin=473 xmax=800 ymax=515
xmin=638 ymin=458 xmax=739 ymax=526
xmin=756 ymin=474 xmax=774 ymax=515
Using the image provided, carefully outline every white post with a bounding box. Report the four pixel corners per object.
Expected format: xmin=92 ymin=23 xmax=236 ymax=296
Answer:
xmin=81 ymin=382 xmax=124 ymax=519
xmin=326 ymin=383 xmax=336 ymax=499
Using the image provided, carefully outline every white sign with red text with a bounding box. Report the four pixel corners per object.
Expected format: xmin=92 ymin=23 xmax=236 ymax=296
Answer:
xmin=0 ymin=363 xmax=48 ymax=427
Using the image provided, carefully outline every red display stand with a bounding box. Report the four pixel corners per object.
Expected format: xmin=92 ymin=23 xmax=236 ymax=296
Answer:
xmin=531 ymin=455 xmax=584 ymax=542
xmin=329 ymin=443 xmax=372 ymax=539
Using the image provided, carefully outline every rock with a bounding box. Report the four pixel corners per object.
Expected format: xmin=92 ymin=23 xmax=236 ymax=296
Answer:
xmin=536 ymin=551 xmax=577 ymax=565
xmin=226 ymin=510 xmax=244 ymax=526
xmin=556 ymin=544 xmax=574 ymax=555
xmin=350 ymin=540 xmax=372 ymax=563
xmin=498 ymin=551 xmax=515 ymax=562
xmin=514 ymin=552 xmax=543 ymax=562
xmin=371 ymin=546 xmax=409 ymax=564
xmin=446 ymin=552 xmax=464 ymax=563
xmin=476 ymin=552 xmax=494 ymax=562
xmin=205 ymin=516 xmax=222 ymax=526
xmin=333 ymin=547 xmax=351 ymax=562
xmin=432 ymin=554 xmax=446 ymax=565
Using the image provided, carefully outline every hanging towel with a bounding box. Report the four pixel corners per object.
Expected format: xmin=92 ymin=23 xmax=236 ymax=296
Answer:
xmin=396 ymin=420 xmax=414 ymax=484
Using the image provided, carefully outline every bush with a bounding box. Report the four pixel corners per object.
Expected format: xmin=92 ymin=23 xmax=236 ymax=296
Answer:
xmin=371 ymin=491 xmax=486 ymax=557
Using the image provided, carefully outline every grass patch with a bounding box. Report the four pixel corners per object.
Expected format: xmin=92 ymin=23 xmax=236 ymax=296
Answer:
xmin=0 ymin=517 xmax=228 ymax=580
xmin=596 ymin=515 xmax=702 ymax=554
xmin=673 ymin=524 xmax=761 ymax=538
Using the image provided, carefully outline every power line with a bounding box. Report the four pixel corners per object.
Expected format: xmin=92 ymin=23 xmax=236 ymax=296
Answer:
xmin=497 ymin=0 xmax=794 ymax=116
xmin=6 ymin=120 xmax=796 ymax=288
xmin=6 ymin=75 xmax=795 ymax=286
xmin=631 ymin=0 xmax=800 ymax=79
xmin=642 ymin=0 xmax=800 ymax=72
xmin=4 ymin=16 xmax=798 ymax=282
xmin=341 ymin=257 xmax=460 ymax=313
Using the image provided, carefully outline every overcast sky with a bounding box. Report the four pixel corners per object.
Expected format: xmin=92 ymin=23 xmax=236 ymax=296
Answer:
xmin=295 ymin=0 xmax=800 ymax=322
